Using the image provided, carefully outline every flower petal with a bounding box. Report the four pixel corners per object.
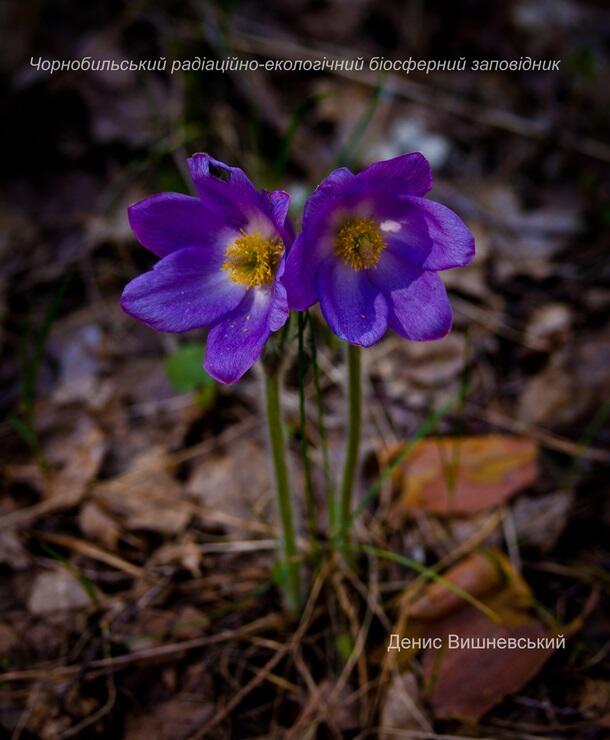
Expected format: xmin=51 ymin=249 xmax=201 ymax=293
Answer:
xmin=387 ymin=196 xmax=475 ymax=270
xmin=128 ymin=193 xmax=229 ymax=258
xmin=357 ymin=152 xmax=432 ymax=196
xmin=204 ymin=288 xmax=278 ymax=384
xmin=187 ymin=153 xmax=263 ymax=230
xmin=283 ymin=233 xmax=322 ymax=310
xmin=302 ymin=166 xmax=356 ymax=224
xmin=269 ymin=258 xmax=290 ymax=332
xmin=369 ymin=251 xmax=452 ymax=340
xmin=120 ymin=247 xmax=246 ymax=332
xmin=284 ymin=168 xmax=356 ymax=310
xmin=317 ymin=258 xmax=388 ymax=346
xmin=263 ymin=189 xmax=291 ymax=229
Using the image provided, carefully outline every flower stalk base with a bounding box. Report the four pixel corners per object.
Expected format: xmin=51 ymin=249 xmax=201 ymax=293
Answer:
xmin=337 ymin=343 xmax=362 ymax=552
xmin=263 ymin=366 xmax=301 ymax=612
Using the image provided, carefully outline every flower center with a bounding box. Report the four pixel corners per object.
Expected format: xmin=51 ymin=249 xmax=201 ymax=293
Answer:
xmin=334 ymin=217 xmax=387 ymax=271
xmin=223 ymin=231 xmax=283 ymax=288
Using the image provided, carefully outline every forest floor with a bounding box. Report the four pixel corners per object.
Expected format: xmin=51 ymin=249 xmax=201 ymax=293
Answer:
xmin=1 ymin=0 xmax=610 ymax=737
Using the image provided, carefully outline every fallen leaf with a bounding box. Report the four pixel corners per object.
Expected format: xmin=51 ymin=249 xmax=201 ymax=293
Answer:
xmin=187 ymin=438 xmax=272 ymax=529
xmin=447 ymin=490 xmax=573 ymax=553
xmin=402 ymin=333 xmax=467 ymax=388
xmin=406 ymin=551 xmax=502 ymax=620
xmin=78 ymin=500 xmax=121 ymax=550
xmin=510 ymin=490 xmax=573 ymax=552
xmin=518 ymin=333 xmax=610 ymax=428
xmin=380 ymin=672 xmax=430 ymax=738
xmin=104 ymin=357 xmax=202 ymax=468
xmin=27 ymin=569 xmax=92 ymax=616
xmin=114 ymin=608 xmax=186 ymax=651
xmin=524 ymin=302 xmax=572 ymax=351
xmin=422 ymin=605 xmax=553 ymax=722
xmin=49 ymin=315 xmax=112 ymax=408
xmin=579 ymin=679 xmax=610 ymax=722
xmin=375 ymin=333 xmax=467 ymax=414
xmin=44 ymin=413 xmax=107 ymax=505
xmin=0 ymin=529 xmax=30 ymax=569
xmin=150 ymin=539 xmax=203 ymax=577
xmin=477 ymin=183 xmax=582 ymax=279
xmin=386 ymin=435 xmax=538 ymax=516
xmin=93 ymin=448 xmax=191 ymax=535
xmin=409 ymin=550 xmax=555 ymax=722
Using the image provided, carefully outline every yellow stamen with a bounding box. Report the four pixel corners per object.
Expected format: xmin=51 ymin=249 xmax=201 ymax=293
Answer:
xmin=334 ymin=217 xmax=387 ymax=271
xmin=223 ymin=230 xmax=283 ymax=288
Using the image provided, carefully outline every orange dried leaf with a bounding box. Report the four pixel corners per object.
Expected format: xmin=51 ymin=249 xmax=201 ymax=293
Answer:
xmin=422 ymin=604 xmax=553 ymax=722
xmin=386 ymin=435 xmax=538 ymax=516
xmin=407 ymin=551 xmax=502 ymax=620
xmin=409 ymin=550 xmax=554 ymax=722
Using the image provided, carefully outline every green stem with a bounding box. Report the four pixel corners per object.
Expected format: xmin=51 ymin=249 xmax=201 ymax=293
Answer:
xmin=263 ymin=367 xmax=301 ymax=612
xmin=308 ymin=313 xmax=336 ymax=533
xmin=337 ymin=343 xmax=362 ymax=547
xmin=297 ymin=312 xmax=317 ymax=552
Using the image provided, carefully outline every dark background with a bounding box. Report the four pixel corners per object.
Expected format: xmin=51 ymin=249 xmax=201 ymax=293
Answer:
xmin=1 ymin=1 xmax=610 ymax=737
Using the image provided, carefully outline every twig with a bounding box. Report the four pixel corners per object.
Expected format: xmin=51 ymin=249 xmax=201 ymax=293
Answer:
xmin=0 ymin=614 xmax=281 ymax=684
xmin=33 ymin=531 xmax=146 ymax=579
xmin=187 ymin=564 xmax=329 ymax=737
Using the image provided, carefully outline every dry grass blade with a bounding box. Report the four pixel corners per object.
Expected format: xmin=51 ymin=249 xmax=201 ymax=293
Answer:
xmin=186 ymin=564 xmax=330 ymax=738
xmin=0 ymin=614 xmax=281 ymax=684
xmin=33 ymin=530 xmax=146 ymax=579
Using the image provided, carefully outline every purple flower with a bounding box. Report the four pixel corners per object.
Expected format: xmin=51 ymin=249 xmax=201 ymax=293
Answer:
xmin=121 ymin=154 xmax=293 ymax=384
xmin=284 ymin=153 xmax=474 ymax=346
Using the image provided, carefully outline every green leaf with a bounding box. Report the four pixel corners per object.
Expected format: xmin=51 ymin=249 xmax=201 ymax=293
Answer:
xmin=165 ymin=343 xmax=214 ymax=393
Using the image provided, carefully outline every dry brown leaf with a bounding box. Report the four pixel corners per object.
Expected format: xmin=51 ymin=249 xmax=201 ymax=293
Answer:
xmin=510 ymin=490 xmax=573 ymax=552
xmin=375 ymin=333 xmax=467 ymax=414
xmin=524 ymin=302 xmax=572 ymax=351
xmin=187 ymin=438 xmax=272 ymax=529
xmin=386 ymin=435 xmax=538 ymax=516
xmin=27 ymin=569 xmax=92 ymax=616
xmin=578 ymin=679 xmax=610 ymax=723
xmin=113 ymin=606 xmax=207 ymax=651
xmin=411 ymin=550 xmax=554 ymax=722
xmin=92 ymin=448 xmax=191 ymax=535
xmin=0 ymin=529 xmax=29 ymax=569
xmin=150 ymin=539 xmax=203 ymax=577
xmin=44 ymin=414 xmax=107 ymax=505
xmin=422 ymin=605 xmax=553 ymax=722
xmin=78 ymin=500 xmax=121 ymax=550
xmin=518 ymin=332 xmax=610 ymax=428
xmin=380 ymin=671 xmax=430 ymax=738
xmin=402 ymin=333 xmax=467 ymax=388
xmin=49 ymin=314 xmax=112 ymax=409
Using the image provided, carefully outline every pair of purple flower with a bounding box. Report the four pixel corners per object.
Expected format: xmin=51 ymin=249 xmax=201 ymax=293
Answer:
xmin=121 ymin=153 xmax=474 ymax=383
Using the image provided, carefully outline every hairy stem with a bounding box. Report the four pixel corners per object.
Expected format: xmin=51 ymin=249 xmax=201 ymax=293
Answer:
xmin=337 ymin=343 xmax=362 ymax=549
xmin=297 ymin=313 xmax=317 ymax=552
xmin=308 ymin=313 xmax=336 ymax=533
xmin=264 ymin=367 xmax=301 ymax=611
